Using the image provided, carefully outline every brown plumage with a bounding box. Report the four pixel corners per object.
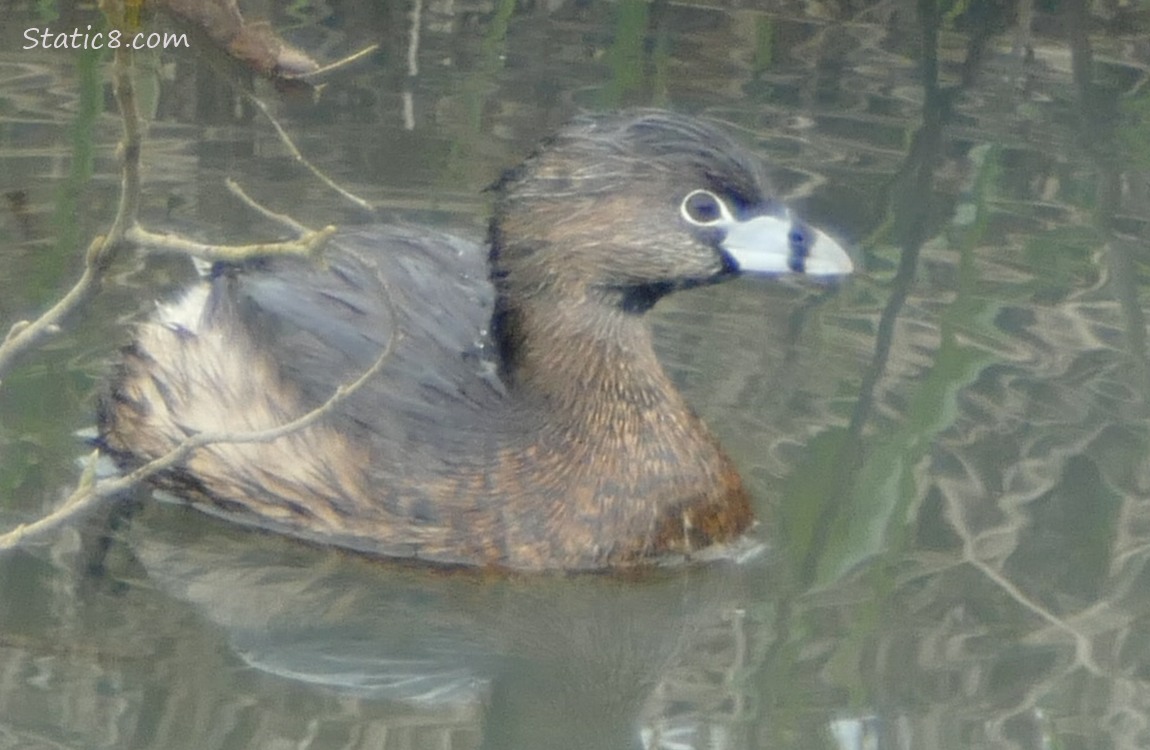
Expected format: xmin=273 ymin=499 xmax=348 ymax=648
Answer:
xmin=99 ymin=110 xmax=852 ymax=571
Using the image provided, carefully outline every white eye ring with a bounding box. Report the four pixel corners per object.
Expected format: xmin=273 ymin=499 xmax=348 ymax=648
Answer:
xmin=680 ymin=189 xmax=734 ymax=227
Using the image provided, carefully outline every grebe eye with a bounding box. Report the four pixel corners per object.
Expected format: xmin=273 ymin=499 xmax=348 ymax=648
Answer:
xmin=680 ymin=189 xmax=731 ymax=226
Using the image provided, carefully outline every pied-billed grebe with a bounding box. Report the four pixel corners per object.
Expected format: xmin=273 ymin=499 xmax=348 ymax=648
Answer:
xmin=100 ymin=110 xmax=852 ymax=571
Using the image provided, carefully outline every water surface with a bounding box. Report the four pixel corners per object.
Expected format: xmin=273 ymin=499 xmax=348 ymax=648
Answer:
xmin=1 ymin=0 xmax=1149 ymax=748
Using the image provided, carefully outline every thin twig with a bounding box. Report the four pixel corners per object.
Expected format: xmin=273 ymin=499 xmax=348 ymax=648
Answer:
xmin=246 ymin=94 xmax=374 ymax=214
xmin=225 ymin=178 xmax=310 ymax=236
xmin=0 ymin=239 xmax=102 ymax=383
xmin=299 ymin=43 xmax=380 ymax=80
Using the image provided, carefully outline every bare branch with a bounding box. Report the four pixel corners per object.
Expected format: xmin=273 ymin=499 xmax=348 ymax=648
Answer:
xmin=225 ymin=178 xmax=309 ymax=236
xmin=246 ymin=94 xmax=375 ymax=214
xmin=0 ymin=238 xmax=104 ymax=382
xmin=0 ymin=47 xmax=339 ymax=382
xmin=0 ymin=20 xmax=388 ymax=548
xmin=0 ymin=46 xmax=145 ymax=382
xmin=126 ymin=224 xmax=336 ymax=263
xmin=300 ymin=43 xmax=380 ymax=80
xmin=0 ymin=272 xmax=400 ymax=552
xmin=101 ymin=47 xmax=144 ymax=256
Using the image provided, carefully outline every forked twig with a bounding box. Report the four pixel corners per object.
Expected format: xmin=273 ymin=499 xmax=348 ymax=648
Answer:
xmin=0 ymin=24 xmax=391 ymax=550
xmin=126 ymin=224 xmax=336 ymax=262
xmin=0 ymin=282 xmax=399 ymax=552
xmin=0 ymin=45 xmax=142 ymax=383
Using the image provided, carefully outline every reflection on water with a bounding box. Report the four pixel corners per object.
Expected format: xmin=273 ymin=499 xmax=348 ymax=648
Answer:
xmin=129 ymin=506 xmax=765 ymax=749
xmin=1 ymin=0 xmax=1150 ymax=747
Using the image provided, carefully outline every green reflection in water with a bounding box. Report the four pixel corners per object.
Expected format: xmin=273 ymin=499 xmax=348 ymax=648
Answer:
xmin=48 ymin=46 xmax=102 ymax=303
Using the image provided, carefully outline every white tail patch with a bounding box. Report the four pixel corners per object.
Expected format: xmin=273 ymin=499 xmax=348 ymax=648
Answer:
xmin=156 ymin=284 xmax=211 ymax=334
